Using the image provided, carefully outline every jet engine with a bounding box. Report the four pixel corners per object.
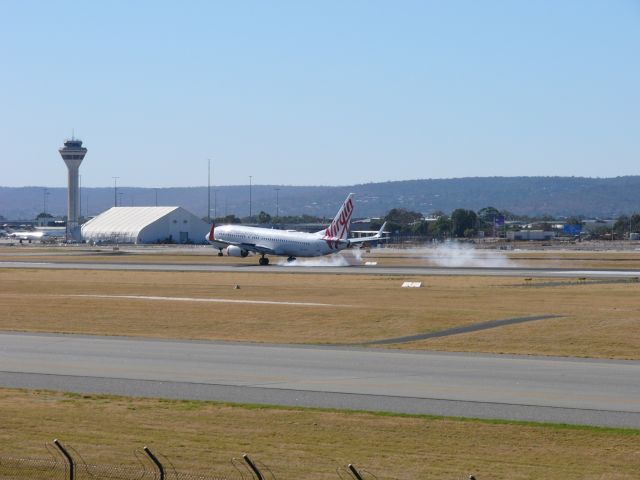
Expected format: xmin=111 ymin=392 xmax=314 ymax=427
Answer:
xmin=227 ymin=245 xmax=249 ymax=257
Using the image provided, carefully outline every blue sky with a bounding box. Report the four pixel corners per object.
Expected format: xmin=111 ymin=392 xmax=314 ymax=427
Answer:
xmin=1 ymin=1 xmax=639 ymax=187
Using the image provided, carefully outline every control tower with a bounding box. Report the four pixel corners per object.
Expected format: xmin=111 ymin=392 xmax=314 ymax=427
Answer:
xmin=58 ymin=138 xmax=87 ymax=238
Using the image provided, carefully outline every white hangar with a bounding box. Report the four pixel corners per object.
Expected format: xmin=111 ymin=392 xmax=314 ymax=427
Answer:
xmin=81 ymin=207 xmax=210 ymax=244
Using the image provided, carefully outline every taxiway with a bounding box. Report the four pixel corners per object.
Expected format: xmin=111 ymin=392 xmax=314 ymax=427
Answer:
xmin=1 ymin=332 xmax=638 ymax=428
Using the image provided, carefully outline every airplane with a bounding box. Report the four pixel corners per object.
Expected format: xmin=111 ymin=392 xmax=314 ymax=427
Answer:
xmin=2 ymin=225 xmax=57 ymax=243
xmin=206 ymin=193 xmax=387 ymax=265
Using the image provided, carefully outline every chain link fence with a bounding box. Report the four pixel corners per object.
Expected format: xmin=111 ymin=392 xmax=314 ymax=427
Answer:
xmin=0 ymin=455 xmax=67 ymax=480
xmin=0 ymin=440 xmax=422 ymax=480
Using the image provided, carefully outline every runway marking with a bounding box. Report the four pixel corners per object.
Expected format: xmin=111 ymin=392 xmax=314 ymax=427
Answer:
xmin=60 ymin=294 xmax=349 ymax=308
xmin=364 ymin=314 xmax=562 ymax=345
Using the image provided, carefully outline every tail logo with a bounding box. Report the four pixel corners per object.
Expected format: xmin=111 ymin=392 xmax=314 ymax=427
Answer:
xmin=323 ymin=197 xmax=354 ymax=249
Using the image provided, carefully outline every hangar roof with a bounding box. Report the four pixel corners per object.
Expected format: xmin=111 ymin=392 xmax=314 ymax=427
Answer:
xmin=81 ymin=206 xmax=179 ymax=241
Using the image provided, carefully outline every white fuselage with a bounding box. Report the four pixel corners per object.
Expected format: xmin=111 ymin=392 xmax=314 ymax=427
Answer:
xmin=7 ymin=230 xmax=46 ymax=241
xmin=213 ymin=225 xmax=344 ymax=257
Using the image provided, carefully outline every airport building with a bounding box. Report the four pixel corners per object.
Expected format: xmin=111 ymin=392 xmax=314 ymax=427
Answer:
xmin=81 ymin=206 xmax=210 ymax=244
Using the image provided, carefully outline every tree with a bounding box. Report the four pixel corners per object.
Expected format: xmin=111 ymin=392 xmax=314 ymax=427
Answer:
xmin=411 ymin=220 xmax=429 ymax=236
xmin=477 ymin=206 xmax=502 ymax=236
xmin=383 ymin=208 xmax=423 ymax=234
xmin=612 ymin=214 xmax=640 ymax=238
xmin=257 ymin=211 xmax=272 ymax=224
xmin=450 ymin=209 xmax=477 ymax=238
xmin=217 ymin=214 xmax=241 ymax=224
xmin=430 ymin=214 xmax=451 ymax=239
xmin=477 ymin=207 xmax=500 ymax=227
xmin=464 ymin=228 xmax=477 ymax=238
xmin=277 ymin=214 xmax=325 ymax=224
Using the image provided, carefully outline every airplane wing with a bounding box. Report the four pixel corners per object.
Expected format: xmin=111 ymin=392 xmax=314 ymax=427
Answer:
xmin=206 ymin=227 xmax=277 ymax=255
xmin=348 ymin=222 xmax=389 ymax=245
xmin=210 ymin=238 xmax=277 ymax=255
xmin=238 ymin=242 xmax=277 ymax=255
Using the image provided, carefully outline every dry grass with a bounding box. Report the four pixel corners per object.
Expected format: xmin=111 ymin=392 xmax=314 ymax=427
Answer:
xmin=404 ymin=278 xmax=640 ymax=358
xmin=0 ymin=388 xmax=637 ymax=479
xmin=1 ymin=268 xmax=639 ymax=358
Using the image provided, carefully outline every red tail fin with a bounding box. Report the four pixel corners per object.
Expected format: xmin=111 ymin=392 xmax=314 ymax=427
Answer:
xmin=323 ymin=193 xmax=355 ymax=240
xmin=208 ymin=223 xmax=215 ymax=241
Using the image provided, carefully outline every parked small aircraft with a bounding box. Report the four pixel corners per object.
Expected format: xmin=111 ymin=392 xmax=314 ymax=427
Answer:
xmin=206 ymin=193 xmax=387 ymax=265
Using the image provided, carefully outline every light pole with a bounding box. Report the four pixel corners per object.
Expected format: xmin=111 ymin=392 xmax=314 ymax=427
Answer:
xmin=207 ymin=159 xmax=211 ymax=222
xmin=113 ymin=177 xmax=119 ymax=207
xmin=275 ymin=188 xmax=280 ymax=222
xmin=43 ymin=188 xmax=50 ymax=215
xmin=249 ymin=175 xmax=253 ymax=219
xmin=213 ymin=188 xmax=217 ymax=220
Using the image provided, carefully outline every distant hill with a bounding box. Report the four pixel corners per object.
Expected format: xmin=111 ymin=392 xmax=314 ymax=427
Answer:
xmin=2 ymin=176 xmax=639 ymax=220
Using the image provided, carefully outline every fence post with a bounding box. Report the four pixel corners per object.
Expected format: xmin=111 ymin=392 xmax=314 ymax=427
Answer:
xmin=243 ymin=454 xmax=264 ymax=480
xmin=347 ymin=464 xmax=364 ymax=480
xmin=53 ymin=439 xmax=74 ymax=480
xmin=143 ymin=446 xmax=164 ymax=480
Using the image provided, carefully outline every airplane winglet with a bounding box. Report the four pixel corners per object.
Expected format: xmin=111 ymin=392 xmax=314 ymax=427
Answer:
xmin=376 ymin=222 xmax=387 ymax=238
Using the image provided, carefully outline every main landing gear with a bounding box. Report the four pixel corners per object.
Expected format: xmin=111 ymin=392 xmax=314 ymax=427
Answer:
xmin=259 ymin=255 xmax=270 ymax=266
xmin=287 ymin=256 xmax=296 ymax=263
xmin=217 ymin=248 xmax=224 ymax=257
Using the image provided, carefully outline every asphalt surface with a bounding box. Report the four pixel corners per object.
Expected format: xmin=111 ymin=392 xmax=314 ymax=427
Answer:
xmin=364 ymin=315 xmax=562 ymax=345
xmin=1 ymin=332 xmax=638 ymax=428
xmin=2 ymin=260 xmax=640 ymax=278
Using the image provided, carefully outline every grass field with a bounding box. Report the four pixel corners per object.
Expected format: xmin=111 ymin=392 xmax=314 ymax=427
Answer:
xmin=1 ymin=268 xmax=639 ymax=359
xmin=0 ymin=388 xmax=638 ymax=480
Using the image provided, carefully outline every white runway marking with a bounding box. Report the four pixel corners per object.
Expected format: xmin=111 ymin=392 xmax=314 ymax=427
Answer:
xmin=61 ymin=294 xmax=348 ymax=308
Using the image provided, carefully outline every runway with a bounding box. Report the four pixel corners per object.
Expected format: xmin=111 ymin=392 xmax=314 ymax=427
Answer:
xmin=1 ymin=332 xmax=638 ymax=428
xmin=2 ymin=260 xmax=640 ymax=278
